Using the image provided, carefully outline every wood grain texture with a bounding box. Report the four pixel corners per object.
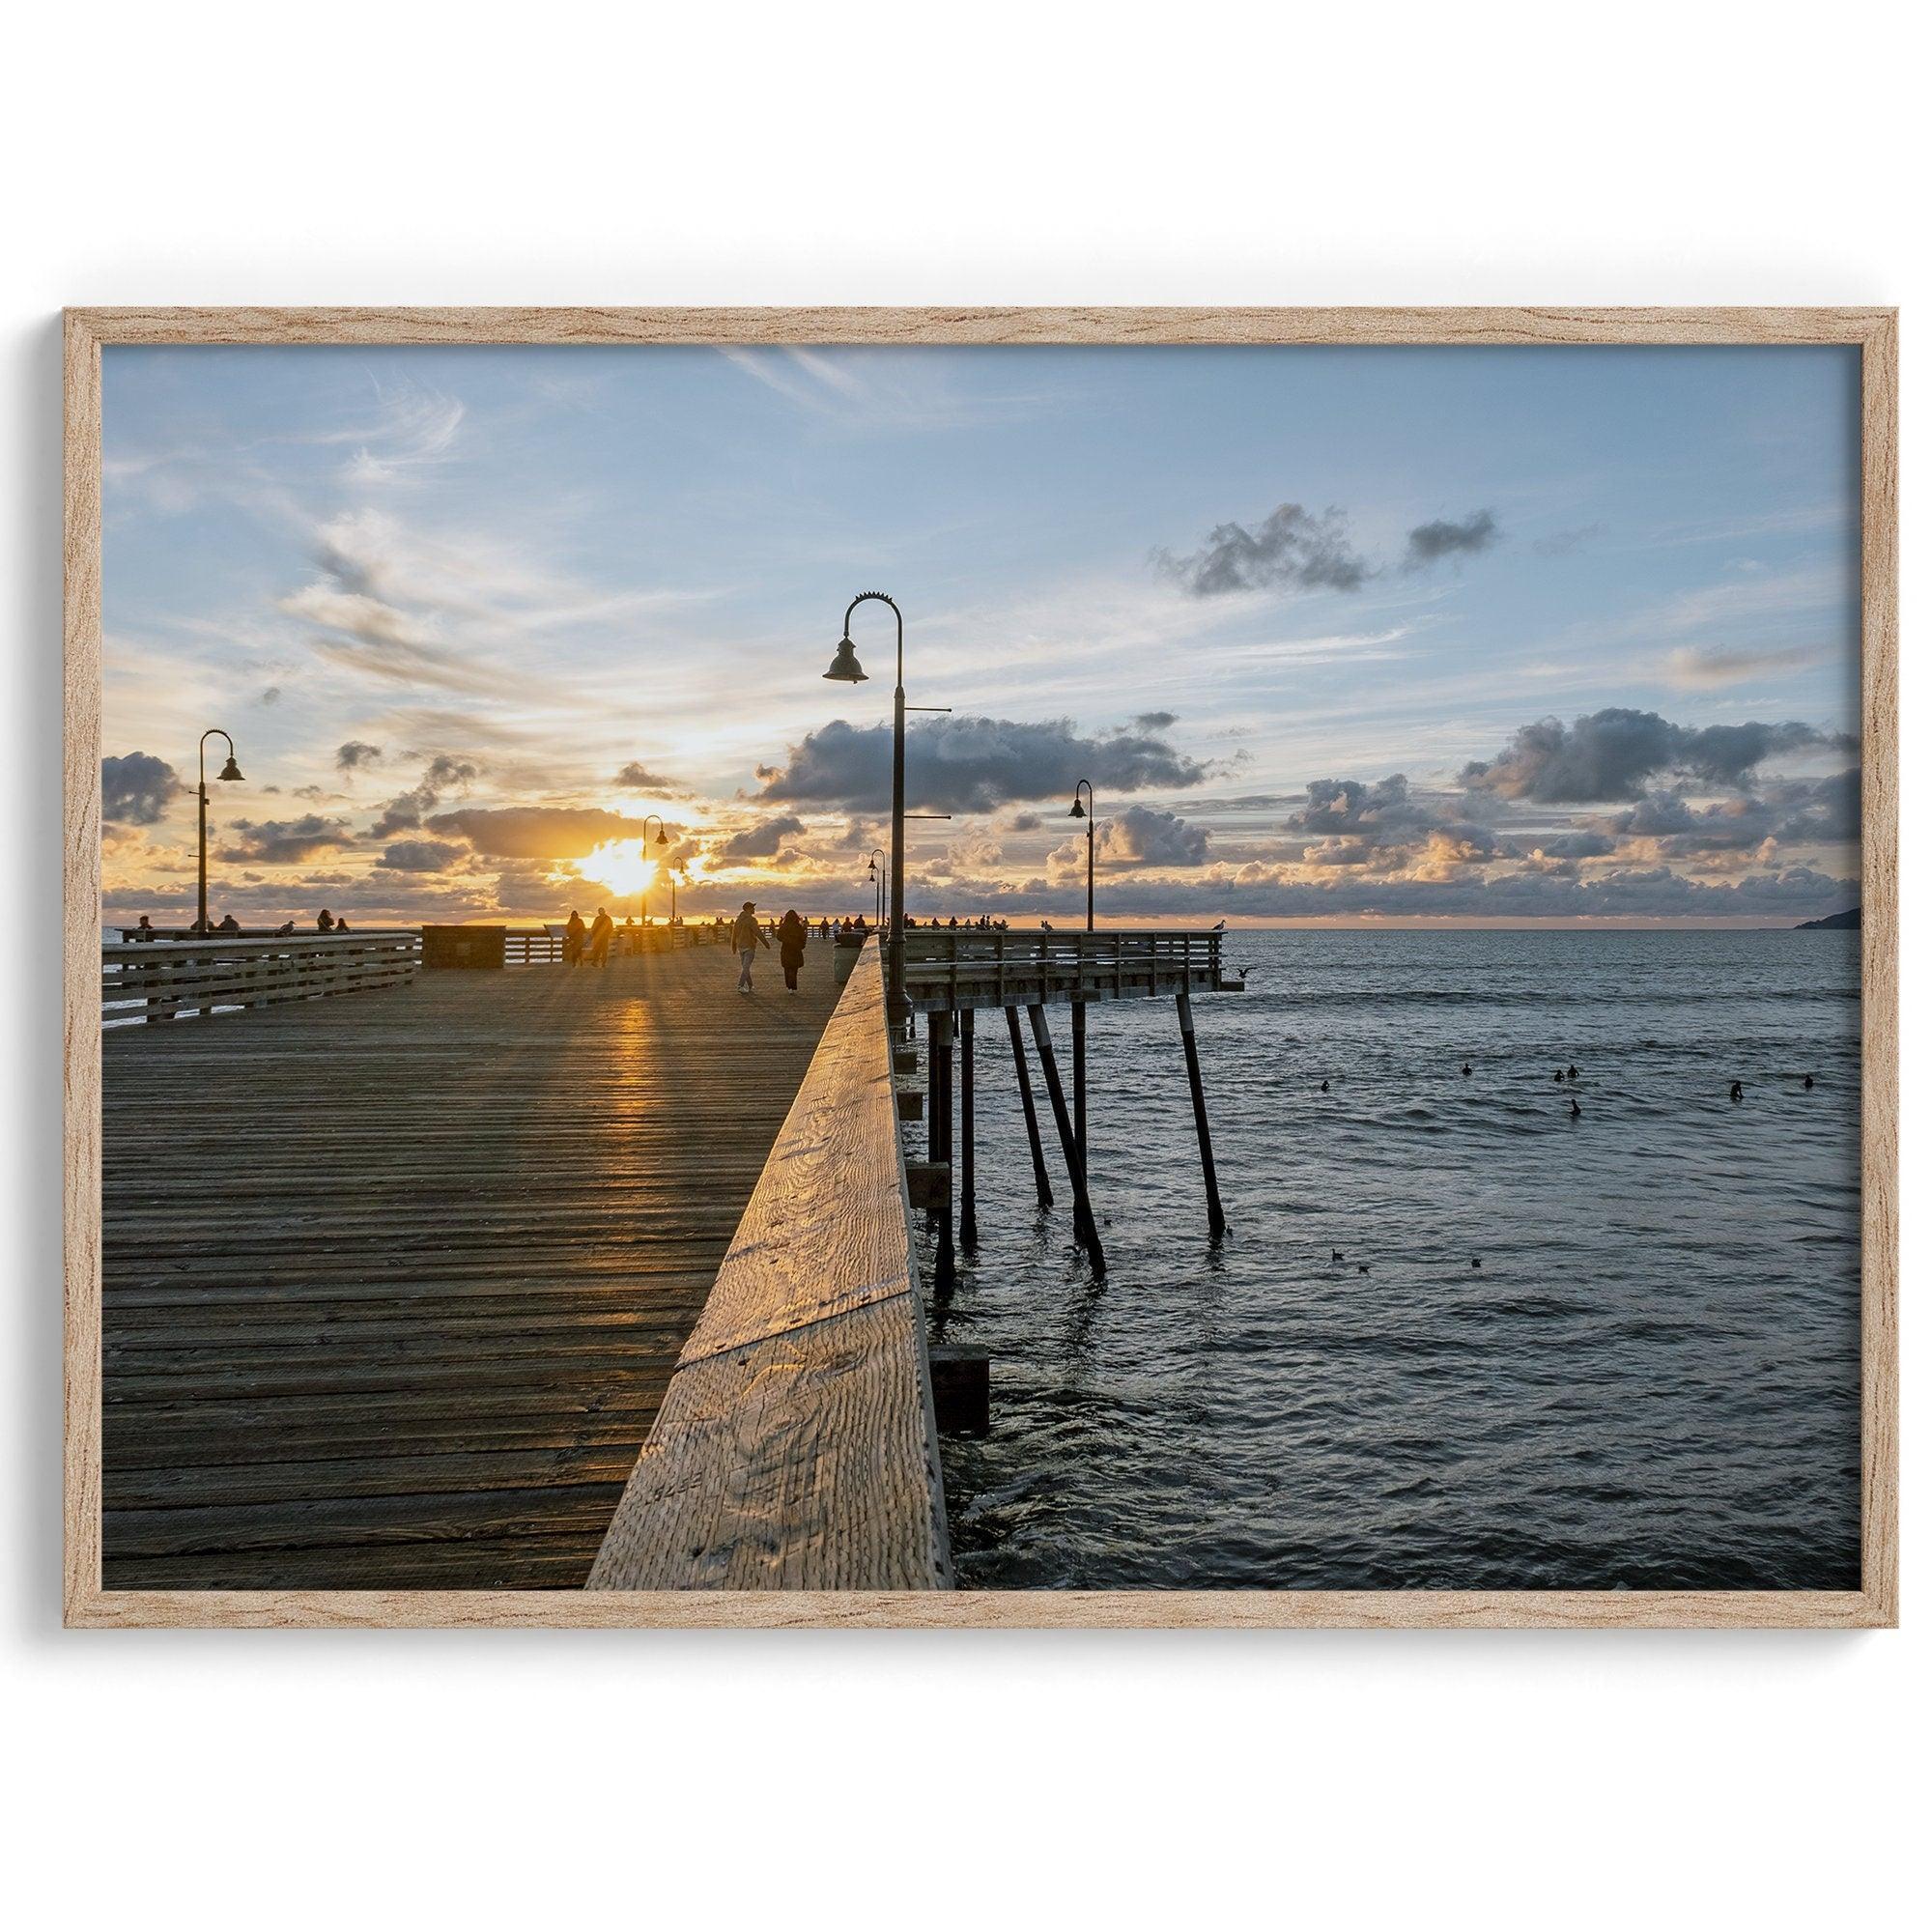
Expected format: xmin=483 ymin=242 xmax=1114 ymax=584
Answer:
xmin=587 ymin=946 xmax=952 ymax=1591
xmin=62 ymin=306 xmax=1899 ymax=1628
xmin=94 ymin=943 xmax=841 ymax=1590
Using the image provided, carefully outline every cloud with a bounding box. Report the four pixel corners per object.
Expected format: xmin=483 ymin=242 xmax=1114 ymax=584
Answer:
xmin=614 ymin=761 xmax=682 ymax=792
xmin=219 ymin=814 xmax=354 ymax=864
xmin=336 ymin=741 xmax=384 ymax=770
xmin=425 ymin=805 xmax=661 ymax=860
xmin=1007 ymin=810 xmax=1042 ymax=832
xmin=258 ymin=686 xmax=283 ymax=706
xmin=1134 ymin=710 xmax=1179 ymax=730
xmin=1405 ymin=509 xmax=1499 ymax=570
xmin=757 ymin=714 xmax=1209 ymax=814
xmin=370 ymin=754 xmax=479 ymax=838
xmin=1462 ymin=708 xmax=1851 ymax=803
xmin=710 ymin=814 xmax=806 ymax=863
xmin=1154 ymin=503 xmax=1370 ymax=597
xmin=1662 ymin=643 xmax=1821 ymax=691
xmin=1095 ymin=804 xmax=1210 ymax=868
xmin=376 ymin=838 xmax=469 ymax=872
xmin=101 ymin=752 xmax=183 ymax=825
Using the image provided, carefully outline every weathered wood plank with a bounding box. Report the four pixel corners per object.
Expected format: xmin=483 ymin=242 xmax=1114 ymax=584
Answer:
xmin=99 ymin=938 xmax=845 ymax=1588
xmin=588 ymin=942 xmax=951 ymax=1592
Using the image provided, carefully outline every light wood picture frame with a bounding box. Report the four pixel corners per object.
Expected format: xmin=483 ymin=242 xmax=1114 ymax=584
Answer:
xmin=63 ymin=306 xmax=1898 ymax=1630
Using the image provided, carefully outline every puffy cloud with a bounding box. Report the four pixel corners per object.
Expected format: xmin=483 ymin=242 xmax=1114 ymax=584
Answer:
xmin=376 ymin=838 xmax=469 ymax=872
xmin=1462 ymin=707 xmax=1851 ymax=803
xmin=101 ymin=752 xmax=183 ymax=826
xmin=370 ymin=754 xmax=479 ymax=838
xmin=336 ymin=740 xmax=384 ymax=770
xmin=258 ymin=686 xmax=283 ymax=706
xmin=614 ymin=761 xmax=681 ymax=792
xmin=425 ymin=805 xmax=659 ymax=860
xmin=219 ymin=814 xmax=353 ymax=864
xmin=710 ymin=813 xmax=805 ymax=863
xmin=1405 ymin=509 xmax=1499 ymax=570
xmin=757 ymin=714 xmax=1208 ymax=814
xmin=1134 ymin=710 xmax=1179 ymax=730
xmin=1096 ymin=804 xmax=1210 ymax=868
xmin=1155 ymin=502 xmax=1370 ymax=597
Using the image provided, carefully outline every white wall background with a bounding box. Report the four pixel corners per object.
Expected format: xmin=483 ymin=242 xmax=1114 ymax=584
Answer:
xmin=2 ymin=5 xmax=1919 ymax=1925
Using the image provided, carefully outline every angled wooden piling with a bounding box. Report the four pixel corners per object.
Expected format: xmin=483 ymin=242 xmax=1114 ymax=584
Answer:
xmin=1176 ymin=991 xmax=1227 ymax=1238
xmin=1007 ymin=1006 xmax=1054 ymax=1208
xmin=1027 ymin=1002 xmax=1105 ymax=1275
xmin=959 ymin=1008 xmax=978 ymax=1249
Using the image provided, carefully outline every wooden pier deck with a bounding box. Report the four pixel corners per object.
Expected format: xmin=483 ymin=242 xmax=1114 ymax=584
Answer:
xmin=99 ymin=938 xmax=844 ymax=1589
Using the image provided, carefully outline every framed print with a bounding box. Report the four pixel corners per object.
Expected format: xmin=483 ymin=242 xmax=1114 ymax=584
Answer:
xmin=62 ymin=306 xmax=1897 ymax=1628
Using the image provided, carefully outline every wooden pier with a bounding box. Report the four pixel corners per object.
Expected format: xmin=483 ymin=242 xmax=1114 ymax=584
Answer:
xmin=99 ymin=935 xmax=842 ymax=1588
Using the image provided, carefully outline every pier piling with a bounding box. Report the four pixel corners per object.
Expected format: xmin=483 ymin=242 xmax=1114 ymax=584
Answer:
xmin=1007 ymin=1007 xmax=1054 ymax=1208
xmin=959 ymin=1008 xmax=978 ymax=1250
xmin=1176 ymin=992 xmax=1227 ymax=1238
xmin=1027 ymin=1003 xmax=1105 ymax=1276
xmin=931 ymin=1009 xmax=956 ymax=1287
xmin=1072 ymin=996 xmax=1089 ymax=1185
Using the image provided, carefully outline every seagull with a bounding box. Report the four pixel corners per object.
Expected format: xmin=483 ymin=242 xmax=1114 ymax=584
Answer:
xmin=1236 ymin=965 xmax=1252 ymax=982
xmin=1331 ymin=1249 xmax=1345 ymax=1263
xmin=1212 ymin=919 xmax=1227 ymax=931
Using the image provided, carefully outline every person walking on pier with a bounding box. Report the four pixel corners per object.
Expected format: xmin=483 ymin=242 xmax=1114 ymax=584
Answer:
xmin=564 ymin=909 xmax=586 ymax=967
xmin=732 ymin=899 xmax=768 ymax=994
xmin=779 ymin=908 xmax=808 ymax=993
xmin=588 ymin=905 xmax=614 ymax=968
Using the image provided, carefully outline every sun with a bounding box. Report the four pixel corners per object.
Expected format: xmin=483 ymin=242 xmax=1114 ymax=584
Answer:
xmin=572 ymin=838 xmax=657 ymax=899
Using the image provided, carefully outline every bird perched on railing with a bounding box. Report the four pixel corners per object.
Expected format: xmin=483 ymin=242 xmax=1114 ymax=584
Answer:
xmin=1040 ymin=920 xmax=1054 ymax=932
xmin=1212 ymin=918 xmax=1227 ymax=931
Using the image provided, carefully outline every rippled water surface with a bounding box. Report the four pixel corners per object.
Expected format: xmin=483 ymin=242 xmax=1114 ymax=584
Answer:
xmin=915 ymin=929 xmax=1861 ymax=1590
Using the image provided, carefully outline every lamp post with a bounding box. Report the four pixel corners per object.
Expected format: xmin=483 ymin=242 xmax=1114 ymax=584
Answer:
xmin=866 ymin=846 xmax=887 ymax=930
xmin=670 ymin=862 xmax=685 ymax=923
xmin=822 ymin=592 xmax=910 ymax=1028
xmin=195 ymin=728 xmax=244 ymax=932
xmin=1068 ymin=779 xmax=1094 ymax=931
xmin=637 ymin=813 xmax=670 ymax=925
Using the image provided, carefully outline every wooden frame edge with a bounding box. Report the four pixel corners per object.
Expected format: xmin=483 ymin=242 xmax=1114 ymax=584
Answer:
xmin=60 ymin=307 xmax=1900 ymax=1631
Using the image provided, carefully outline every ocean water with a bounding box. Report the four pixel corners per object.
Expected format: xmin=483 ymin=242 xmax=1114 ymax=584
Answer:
xmin=916 ymin=928 xmax=1862 ymax=1591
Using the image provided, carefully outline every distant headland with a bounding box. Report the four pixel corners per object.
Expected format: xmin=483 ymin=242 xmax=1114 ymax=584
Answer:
xmin=1796 ymin=907 xmax=1861 ymax=930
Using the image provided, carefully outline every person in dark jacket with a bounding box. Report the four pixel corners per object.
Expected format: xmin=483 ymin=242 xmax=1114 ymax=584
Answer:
xmin=779 ymin=908 xmax=808 ymax=993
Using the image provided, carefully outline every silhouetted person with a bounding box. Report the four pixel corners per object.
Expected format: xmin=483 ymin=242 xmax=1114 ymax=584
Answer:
xmin=1730 ymin=1081 xmax=1744 ymax=1102
xmin=779 ymin=909 xmax=808 ymax=992
xmin=1553 ymin=1069 xmax=1564 ymax=1084
xmin=564 ymin=909 xmax=586 ymax=967
xmin=1804 ymin=1074 xmax=1815 ymax=1090
xmin=1461 ymin=1063 xmax=1471 ymax=1076
xmin=589 ymin=906 xmax=613 ymax=968
xmin=215 ymin=913 xmax=241 ymax=933
xmin=1566 ymin=1065 xmax=1578 ymax=1081
xmin=1320 ymin=1079 xmax=1329 ymax=1093
xmin=1570 ymin=1096 xmax=1582 ymax=1118
xmin=732 ymin=900 xmax=768 ymax=994
xmin=335 ymin=918 xmax=351 ymax=932
xmin=131 ymin=916 xmax=156 ymax=943
xmin=1471 ymin=1257 xmax=1482 ymax=1267
xmin=316 ymin=908 xmax=335 ymax=931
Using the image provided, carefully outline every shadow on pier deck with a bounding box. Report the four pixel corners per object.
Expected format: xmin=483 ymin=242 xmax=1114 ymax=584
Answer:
xmin=100 ymin=939 xmax=843 ymax=1588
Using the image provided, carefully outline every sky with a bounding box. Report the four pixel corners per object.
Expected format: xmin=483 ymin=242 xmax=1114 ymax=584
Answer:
xmin=99 ymin=342 xmax=1863 ymax=927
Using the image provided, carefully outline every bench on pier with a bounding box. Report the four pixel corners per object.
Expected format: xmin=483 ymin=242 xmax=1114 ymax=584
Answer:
xmin=587 ymin=938 xmax=952 ymax=1592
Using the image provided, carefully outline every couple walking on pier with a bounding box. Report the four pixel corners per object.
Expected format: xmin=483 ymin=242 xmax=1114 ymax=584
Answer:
xmin=732 ymin=900 xmax=809 ymax=994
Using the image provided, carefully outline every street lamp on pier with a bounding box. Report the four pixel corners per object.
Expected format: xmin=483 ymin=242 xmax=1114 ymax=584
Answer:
xmin=195 ymin=729 xmax=244 ymax=932
xmin=637 ymin=813 xmax=670 ymax=924
xmin=1068 ymin=779 xmax=1095 ymax=931
xmin=866 ymin=846 xmax=887 ymax=930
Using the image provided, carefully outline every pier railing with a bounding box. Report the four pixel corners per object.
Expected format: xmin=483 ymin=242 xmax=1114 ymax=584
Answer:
xmin=588 ymin=937 xmax=952 ymax=1591
xmin=502 ymin=923 xmax=734 ymax=967
xmin=897 ymin=924 xmax=1227 ymax=1010
xmin=100 ymin=930 xmax=421 ymax=1026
